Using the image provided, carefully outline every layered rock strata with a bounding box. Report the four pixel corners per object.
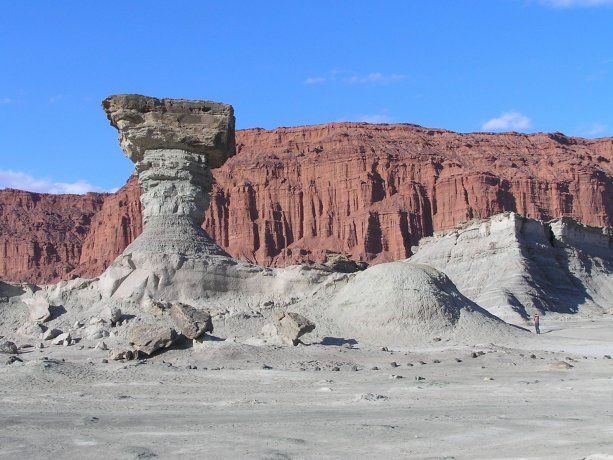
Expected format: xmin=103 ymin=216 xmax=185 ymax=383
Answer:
xmin=102 ymin=94 xmax=234 ymax=258
xmin=92 ymin=96 xmax=350 ymax=305
xmin=4 ymin=95 xmax=522 ymax=349
xmin=97 ymin=95 xmax=237 ymax=301
xmin=1 ymin=123 xmax=612 ymax=285
xmin=410 ymin=212 xmax=613 ymax=323
xmin=206 ymin=124 xmax=612 ymax=267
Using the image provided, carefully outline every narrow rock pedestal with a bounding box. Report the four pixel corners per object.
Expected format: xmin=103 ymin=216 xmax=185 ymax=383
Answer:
xmin=98 ymin=94 xmax=238 ymax=301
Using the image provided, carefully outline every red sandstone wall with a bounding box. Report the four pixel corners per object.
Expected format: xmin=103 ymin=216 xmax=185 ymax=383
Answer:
xmin=1 ymin=123 xmax=611 ymax=283
xmin=0 ymin=190 xmax=105 ymax=283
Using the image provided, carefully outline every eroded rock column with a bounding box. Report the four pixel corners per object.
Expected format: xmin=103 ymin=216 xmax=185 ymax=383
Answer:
xmin=102 ymin=94 xmax=235 ymax=259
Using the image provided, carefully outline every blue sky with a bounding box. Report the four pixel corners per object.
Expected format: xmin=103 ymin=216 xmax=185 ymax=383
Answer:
xmin=1 ymin=0 xmax=612 ymax=193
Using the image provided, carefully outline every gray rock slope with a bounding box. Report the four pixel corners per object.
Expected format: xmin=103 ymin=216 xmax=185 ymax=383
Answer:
xmin=410 ymin=212 xmax=612 ymax=323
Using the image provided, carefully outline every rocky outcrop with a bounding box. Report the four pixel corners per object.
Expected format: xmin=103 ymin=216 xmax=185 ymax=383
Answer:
xmin=208 ymin=125 xmax=612 ymax=268
xmin=75 ymin=176 xmax=142 ymax=280
xmin=0 ymin=189 xmax=105 ymax=283
xmin=328 ymin=261 xmax=522 ymax=343
xmin=410 ymin=212 xmax=613 ymax=323
xmin=97 ymin=94 xmax=239 ymax=302
xmin=1 ymin=123 xmax=612 ymax=284
xmin=0 ymin=96 xmax=530 ymax=352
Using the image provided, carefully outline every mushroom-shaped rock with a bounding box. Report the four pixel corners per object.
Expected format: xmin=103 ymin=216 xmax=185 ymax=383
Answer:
xmin=102 ymin=94 xmax=235 ymax=167
xmin=129 ymin=323 xmax=177 ymax=356
xmin=99 ymin=94 xmax=235 ymax=273
xmin=170 ymin=303 xmax=213 ymax=339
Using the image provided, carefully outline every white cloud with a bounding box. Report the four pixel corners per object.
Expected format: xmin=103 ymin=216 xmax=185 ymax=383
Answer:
xmin=304 ymin=76 xmax=327 ymax=84
xmin=540 ymin=0 xmax=613 ymax=7
xmin=339 ymin=110 xmax=393 ymax=124
xmin=342 ymin=72 xmax=406 ymax=85
xmin=582 ymin=122 xmax=608 ymax=136
xmin=482 ymin=111 xmax=532 ymax=132
xmin=355 ymin=113 xmax=393 ymax=123
xmin=0 ymin=97 xmax=11 ymax=104
xmin=0 ymin=169 xmax=108 ymax=194
xmin=303 ymin=71 xmax=405 ymax=85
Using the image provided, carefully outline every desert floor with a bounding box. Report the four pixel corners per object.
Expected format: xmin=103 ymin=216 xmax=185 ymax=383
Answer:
xmin=1 ymin=318 xmax=612 ymax=460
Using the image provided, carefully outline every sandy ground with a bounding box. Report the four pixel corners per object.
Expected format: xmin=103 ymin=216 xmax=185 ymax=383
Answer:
xmin=1 ymin=318 xmax=612 ymax=460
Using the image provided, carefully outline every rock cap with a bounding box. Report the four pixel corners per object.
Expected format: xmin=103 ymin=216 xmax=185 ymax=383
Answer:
xmin=102 ymin=94 xmax=235 ymax=167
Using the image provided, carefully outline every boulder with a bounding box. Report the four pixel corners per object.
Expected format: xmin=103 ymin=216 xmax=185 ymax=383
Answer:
xmin=324 ymin=253 xmax=368 ymax=273
xmin=109 ymin=348 xmax=134 ymax=361
xmin=170 ymin=303 xmax=213 ymax=339
xmin=84 ymin=324 xmax=110 ymax=340
xmin=52 ymin=332 xmax=71 ymax=346
xmin=100 ymin=306 xmax=122 ymax=325
xmin=141 ymin=297 xmax=169 ymax=317
xmin=273 ymin=312 xmax=316 ymax=346
xmin=23 ymin=297 xmax=51 ymax=322
xmin=129 ymin=323 xmax=176 ymax=355
xmin=42 ymin=328 xmax=63 ymax=341
xmin=0 ymin=340 xmax=18 ymax=354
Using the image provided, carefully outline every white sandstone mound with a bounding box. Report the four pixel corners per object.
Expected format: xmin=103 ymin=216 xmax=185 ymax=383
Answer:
xmin=410 ymin=212 xmax=613 ymax=323
xmin=328 ymin=261 xmax=523 ymax=345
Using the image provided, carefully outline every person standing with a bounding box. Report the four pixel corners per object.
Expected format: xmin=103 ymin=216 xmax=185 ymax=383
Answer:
xmin=533 ymin=314 xmax=540 ymax=334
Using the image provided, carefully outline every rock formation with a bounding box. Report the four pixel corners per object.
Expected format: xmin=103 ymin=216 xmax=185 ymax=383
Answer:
xmin=96 ymin=95 xmax=242 ymax=302
xmin=410 ymin=212 xmax=613 ymax=323
xmin=102 ymin=94 xmax=234 ymax=258
xmin=0 ymin=94 xmax=524 ymax=350
xmin=1 ymin=123 xmax=611 ymax=285
xmin=0 ymin=188 xmax=106 ymax=283
xmin=206 ymin=124 xmax=612 ymax=267
xmin=59 ymin=96 xmax=347 ymax=314
xmin=328 ymin=261 xmax=522 ymax=343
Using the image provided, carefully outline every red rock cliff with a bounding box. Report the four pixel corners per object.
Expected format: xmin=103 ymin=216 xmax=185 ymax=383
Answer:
xmin=1 ymin=123 xmax=612 ymax=283
xmin=0 ymin=190 xmax=105 ymax=283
